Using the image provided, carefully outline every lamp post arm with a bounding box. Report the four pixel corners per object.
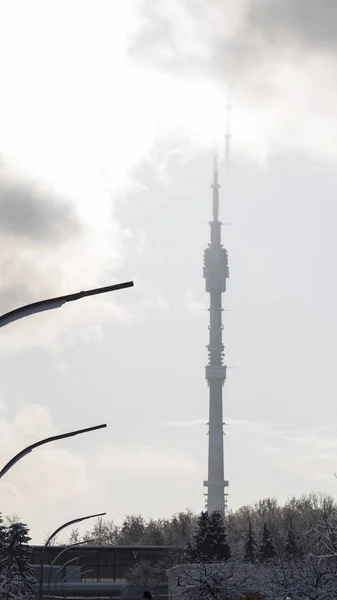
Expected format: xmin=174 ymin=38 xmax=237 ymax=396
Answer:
xmin=43 ymin=513 xmax=106 ymax=554
xmin=0 ymin=280 xmax=134 ymax=328
xmin=0 ymin=424 xmax=107 ymax=479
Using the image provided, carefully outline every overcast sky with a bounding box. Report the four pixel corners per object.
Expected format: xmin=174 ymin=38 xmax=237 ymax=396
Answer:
xmin=1 ymin=0 xmax=337 ymax=543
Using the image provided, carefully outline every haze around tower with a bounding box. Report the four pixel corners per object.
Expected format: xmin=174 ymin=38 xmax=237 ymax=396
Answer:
xmin=130 ymin=0 xmax=337 ymax=162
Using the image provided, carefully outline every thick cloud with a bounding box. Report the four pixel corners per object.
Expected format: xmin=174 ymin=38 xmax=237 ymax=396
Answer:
xmin=0 ymin=166 xmax=81 ymax=243
xmin=247 ymin=0 xmax=337 ymax=52
xmin=130 ymin=0 xmax=337 ymax=80
xmin=0 ymin=162 xmax=84 ymax=318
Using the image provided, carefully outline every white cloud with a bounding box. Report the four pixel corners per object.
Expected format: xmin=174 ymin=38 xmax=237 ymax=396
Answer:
xmin=0 ymin=404 xmax=89 ymax=542
xmin=226 ymin=417 xmax=337 ymax=492
xmin=184 ymin=292 xmax=205 ymax=316
xmin=164 ymin=419 xmax=207 ymax=427
xmin=123 ymin=279 xmax=170 ymax=325
xmin=97 ymin=443 xmax=199 ymax=477
xmin=130 ymin=0 xmax=337 ymax=164
xmin=0 ymin=396 xmax=8 ymax=413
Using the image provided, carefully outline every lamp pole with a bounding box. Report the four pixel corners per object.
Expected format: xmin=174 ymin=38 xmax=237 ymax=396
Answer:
xmin=0 ymin=280 xmax=134 ymax=328
xmin=0 ymin=424 xmax=107 ymax=479
xmin=38 ymin=513 xmax=106 ymax=600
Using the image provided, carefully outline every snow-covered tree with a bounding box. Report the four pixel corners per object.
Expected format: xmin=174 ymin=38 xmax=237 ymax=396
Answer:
xmin=257 ymin=524 xmax=276 ymax=563
xmin=141 ymin=519 xmax=165 ymax=545
xmin=284 ymin=524 xmax=302 ymax=561
xmin=170 ymin=560 xmax=242 ymax=600
xmin=268 ymin=553 xmax=337 ymax=600
xmin=68 ymin=510 xmax=198 ymax=547
xmin=82 ymin=516 xmax=119 ymax=545
xmin=165 ymin=511 xmax=197 ymax=547
xmin=119 ymin=515 xmax=146 ymax=544
xmin=0 ymin=522 xmax=36 ymax=600
xmin=209 ymin=511 xmax=231 ymax=561
xmin=186 ymin=511 xmax=230 ymax=563
xmin=243 ymin=520 xmax=257 ymax=563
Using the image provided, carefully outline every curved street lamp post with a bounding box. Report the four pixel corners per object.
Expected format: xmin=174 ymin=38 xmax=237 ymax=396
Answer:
xmin=39 ymin=513 xmax=106 ymax=600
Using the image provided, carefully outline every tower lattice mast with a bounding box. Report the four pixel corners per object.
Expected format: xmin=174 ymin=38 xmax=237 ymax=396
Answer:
xmin=203 ymin=112 xmax=230 ymax=514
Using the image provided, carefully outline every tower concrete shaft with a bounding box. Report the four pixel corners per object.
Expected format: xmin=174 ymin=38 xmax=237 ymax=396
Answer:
xmin=203 ymin=151 xmax=229 ymax=514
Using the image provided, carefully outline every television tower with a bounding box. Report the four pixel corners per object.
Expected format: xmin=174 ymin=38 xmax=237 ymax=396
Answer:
xmin=203 ymin=109 xmax=231 ymax=514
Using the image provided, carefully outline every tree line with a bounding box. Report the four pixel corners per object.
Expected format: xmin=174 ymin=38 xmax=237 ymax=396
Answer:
xmin=68 ymin=492 xmax=334 ymax=556
xmin=67 ymin=493 xmax=337 ymax=599
xmin=4 ymin=492 xmax=335 ymax=599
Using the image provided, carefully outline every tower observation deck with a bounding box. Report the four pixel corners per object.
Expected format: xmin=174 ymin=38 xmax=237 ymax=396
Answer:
xmin=203 ymin=149 xmax=229 ymax=515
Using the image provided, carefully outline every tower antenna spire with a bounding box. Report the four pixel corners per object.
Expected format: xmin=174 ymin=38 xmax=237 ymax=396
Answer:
xmin=212 ymin=146 xmax=220 ymax=222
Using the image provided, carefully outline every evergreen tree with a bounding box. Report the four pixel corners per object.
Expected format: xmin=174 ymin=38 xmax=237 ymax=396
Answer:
xmin=243 ymin=520 xmax=257 ymax=563
xmin=284 ymin=525 xmax=302 ymax=561
xmin=209 ymin=511 xmax=231 ymax=561
xmin=186 ymin=511 xmax=230 ymax=563
xmin=0 ymin=522 xmax=36 ymax=599
xmin=257 ymin=523 xmax=277 ymax=563
xmin=185 ymin=511 xmax=209 ymax=561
